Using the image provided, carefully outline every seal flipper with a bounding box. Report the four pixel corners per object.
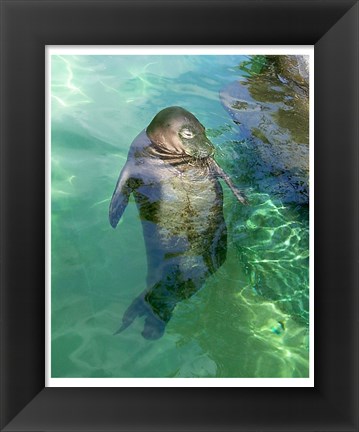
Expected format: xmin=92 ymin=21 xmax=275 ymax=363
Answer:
xmin=210 ymin=159 xmax=249 ymax=205
xmin=142 ymin=314 xmax=166 ymax=340
xmin=114 ymin=294 xmax=149 ymax=335
xmin=109 ymin=166 xmax=132 ymax=228
xmin=114 ymin=293 xmax=166 ymax=340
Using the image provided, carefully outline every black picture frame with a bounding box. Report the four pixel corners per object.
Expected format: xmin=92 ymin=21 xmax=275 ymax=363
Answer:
xmin=1 ymin=1 xmax=358 ymax=431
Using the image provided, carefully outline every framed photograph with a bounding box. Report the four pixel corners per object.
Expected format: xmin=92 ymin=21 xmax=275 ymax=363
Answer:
xmin=47 ymin=46 xmax=313 ymax=388
xmin=1 ymin=1 xmax=358 ymax=431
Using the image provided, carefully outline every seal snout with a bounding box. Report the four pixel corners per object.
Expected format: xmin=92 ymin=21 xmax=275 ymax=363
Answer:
xmin=185 ymin=147 xmax=214 ymax=160
xmin=184 ymin=137 xmax=215 ymax=160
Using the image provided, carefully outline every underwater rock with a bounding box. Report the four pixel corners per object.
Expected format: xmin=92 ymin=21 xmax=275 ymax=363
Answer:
xmin=220 ymin=55 xmax=309 ymax=204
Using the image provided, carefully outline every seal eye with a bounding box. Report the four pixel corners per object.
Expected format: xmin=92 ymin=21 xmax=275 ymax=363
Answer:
xmin=179 ymin=129 xmax=195 ymax=140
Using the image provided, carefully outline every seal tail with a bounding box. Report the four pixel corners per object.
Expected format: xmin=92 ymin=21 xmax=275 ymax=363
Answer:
xmin=114 ymin=295 xmax=149 ymax=335
xmin=114 ymin=294 xmax=166 ymax=340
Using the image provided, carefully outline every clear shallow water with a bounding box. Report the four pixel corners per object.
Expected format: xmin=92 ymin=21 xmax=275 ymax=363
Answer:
xmin=51 ymin=54 xmax=309 ymax=379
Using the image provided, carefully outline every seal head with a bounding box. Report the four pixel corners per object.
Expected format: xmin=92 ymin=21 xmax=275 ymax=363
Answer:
xmin=146 ymin=106 xmax=215 ymax=161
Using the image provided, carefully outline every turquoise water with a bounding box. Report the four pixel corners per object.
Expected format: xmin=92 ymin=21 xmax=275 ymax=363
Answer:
xmin=51 ymin=54 xmax=310 ymax=379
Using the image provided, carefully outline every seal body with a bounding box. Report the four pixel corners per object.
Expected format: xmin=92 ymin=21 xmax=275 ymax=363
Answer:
xmin=109 ymin=107 xmax=246 ymax=339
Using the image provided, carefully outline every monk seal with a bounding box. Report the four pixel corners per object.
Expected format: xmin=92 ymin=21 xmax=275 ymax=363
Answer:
xmin=109 ymin=106 xmax=247 ymax=340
